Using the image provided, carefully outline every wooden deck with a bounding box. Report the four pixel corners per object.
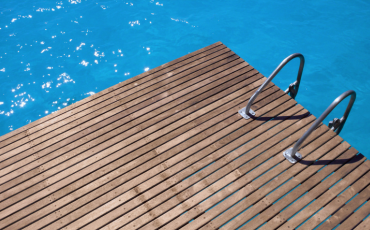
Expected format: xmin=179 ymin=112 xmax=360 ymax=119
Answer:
xmin=0 ymin=42 xmax=369 ymax=230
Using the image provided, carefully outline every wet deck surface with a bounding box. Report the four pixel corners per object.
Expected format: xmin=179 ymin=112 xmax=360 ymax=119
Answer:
xmin=1 ymin=42 xmax=369 ymax=229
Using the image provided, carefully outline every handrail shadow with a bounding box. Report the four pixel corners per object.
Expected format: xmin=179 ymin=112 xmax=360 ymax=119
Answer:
xmin=297 ymin=152 xmax=364 ymax=165
xmin=247 ymin=111 xmax=311 ymax=121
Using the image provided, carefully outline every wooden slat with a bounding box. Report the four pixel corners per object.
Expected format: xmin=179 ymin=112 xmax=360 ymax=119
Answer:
xmin=354 ymin=213 xmax=370 ymax=230
xmin=172 ymin=131 xmax=339 ymax=230
xmin=90 ymin=100 xmax=305 ymax=230
xmin=234 ymin=148 xmax=362 ymax=230
xmin=299 ymin=169 xmax=370 ymax=229
xmin=336 ymin=198 xmax=370 ymax=230
xmin=249 ymin=150 xmax=365 ymax=230
xmin=196 ymin=133 xmax=345 ymax=230
xmin=19 ymin=85 xmax=285 ymax=230
xmin=278 ymin=164 xmax=370 ymax=229
xmin=0 ymin=42 xmax=223 ymax=146
xmin=316 ymin=185 xmax=370 ymax=230
xmin=186 ymin=126 xmax=328 ymax=229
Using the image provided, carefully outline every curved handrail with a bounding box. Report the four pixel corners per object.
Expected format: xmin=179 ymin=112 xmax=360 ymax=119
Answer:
xmin=283 ymin=90 xmax=356 ymax=163
xmin=239 ymin=53 xmax=305 ymax=119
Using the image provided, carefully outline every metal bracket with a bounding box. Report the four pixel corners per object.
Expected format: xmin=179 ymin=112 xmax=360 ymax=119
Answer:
xmin=283 ymin=148 xmax=302 ymax=164
xmin=238 ymin=108 xmax=255 ymax=119
xmin=285 ymin=81 xmax=298 ymax=99
xmin=328 ymin=118 xmax=342 ymax=131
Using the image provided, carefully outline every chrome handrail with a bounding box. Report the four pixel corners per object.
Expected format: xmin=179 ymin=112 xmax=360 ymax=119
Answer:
xmin=239 ymin=53 xmax=305 ymax=119
xmin=283 ymin=90 xmax=356 ymax=163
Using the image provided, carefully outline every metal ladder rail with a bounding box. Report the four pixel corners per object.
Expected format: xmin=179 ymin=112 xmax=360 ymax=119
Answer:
xmin=239 ymin=53 xmax=305 ymax=119
xmin=283 ymin=90 xmax=356 ymax=163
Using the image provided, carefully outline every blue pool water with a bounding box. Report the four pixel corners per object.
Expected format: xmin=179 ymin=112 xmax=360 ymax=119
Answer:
xmin=1 ymin=0 xmax=369 ymax=157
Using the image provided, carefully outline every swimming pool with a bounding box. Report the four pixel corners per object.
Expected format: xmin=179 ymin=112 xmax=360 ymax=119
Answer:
xmin=1 ymin=0 xmax=369 ymax=157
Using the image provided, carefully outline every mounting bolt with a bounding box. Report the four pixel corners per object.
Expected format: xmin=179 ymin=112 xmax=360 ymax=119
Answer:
xmin=283 ymin=147 xmax=302 ymax=164
xmin=238 ymin=107 xmax=255 ymax=119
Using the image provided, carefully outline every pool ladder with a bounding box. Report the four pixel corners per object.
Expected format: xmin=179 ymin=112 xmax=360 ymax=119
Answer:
xmin=238 ymin=53 xmax=356 ymax=164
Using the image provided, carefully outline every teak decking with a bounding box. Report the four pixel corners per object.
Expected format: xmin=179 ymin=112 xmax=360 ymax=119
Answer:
xmin=1 ymin=42 xmax=369 ymax=230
